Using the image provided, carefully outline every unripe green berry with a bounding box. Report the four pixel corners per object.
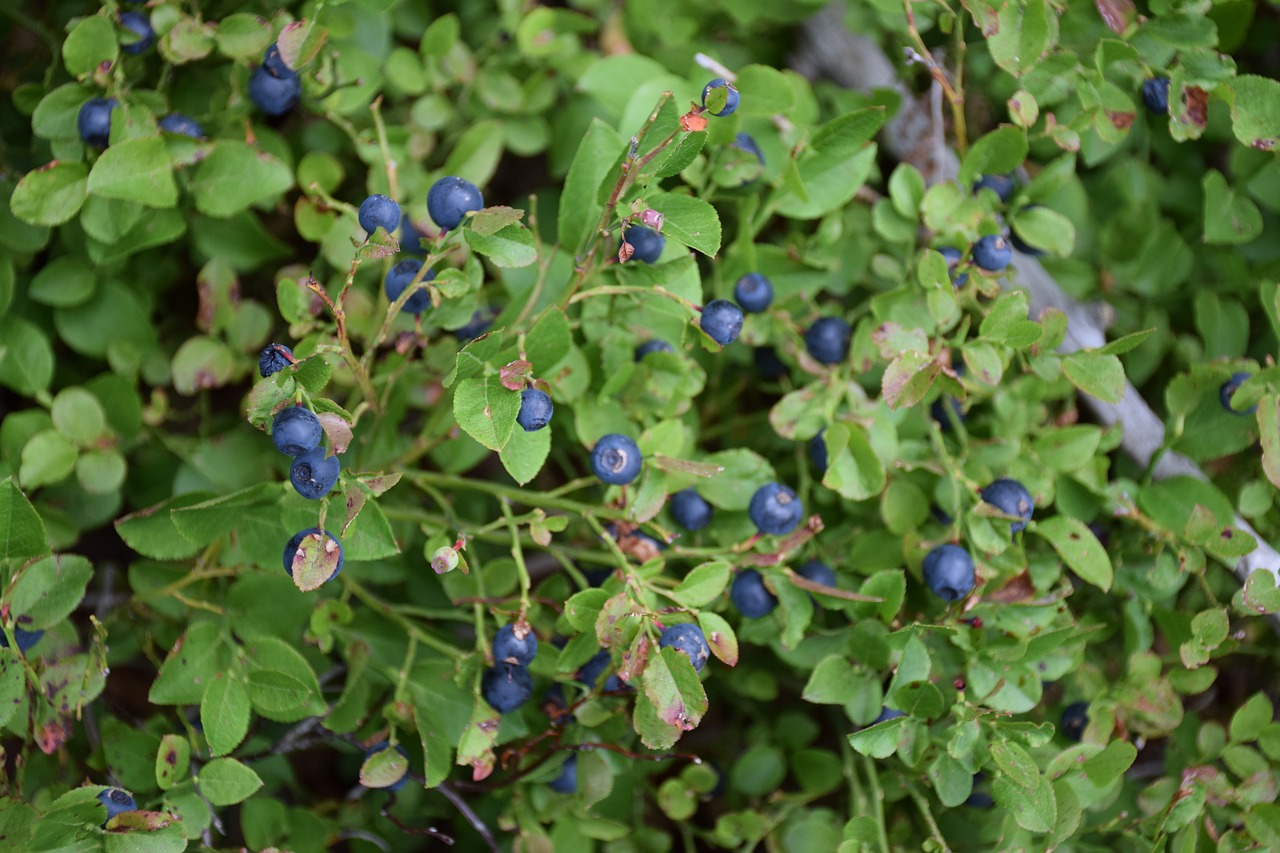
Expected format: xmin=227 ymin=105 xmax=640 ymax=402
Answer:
xmin=432 ymin=546 xmax=460 ymax=574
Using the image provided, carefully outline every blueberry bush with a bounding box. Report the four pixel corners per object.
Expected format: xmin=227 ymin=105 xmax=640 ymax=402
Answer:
xmin=3 ymin=1 xmax=1280 ymax=850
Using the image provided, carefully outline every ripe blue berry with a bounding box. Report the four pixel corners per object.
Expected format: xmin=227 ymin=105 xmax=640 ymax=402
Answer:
xmin=400 ymin=213 xmax=428 ymax=255
xmin=973 ymin=173 xmax=1016 ymax=203
xmin=603 ymin=672 xmax=634 ymax=693
xmin=591 ymin=434 xmax=643 ymax=486
xmin=700 ymin=299 xmax=745 ymax=346
xmin=754 ymin=346 xmax=787 ymax=379
xmin=731 ymin=569 xmax=777 ymax=618
xmin=809 ymin=429 xmax=828 ymax=473
xmin=701 ymin=78 xmax=740 ymax=117
xmin=576 ymin=650 xmax=610 ymax=688
xmin=97 ymin=788 xmax=137 ymax=823
xmin=798 ymin=560 xmax=836 ymax=589
xmin=922 ymin=544 xmax=975 ymax=601
xmin=384 ymin=259 xmax=435 ymax=314
xmin=158 ymin=113 xmax=204 ymax=138
xmin=549 ymin=755 xmax=577 ymax=794
xmin=262 ymin=42 xmax=293 ymax=77
xmin=938 ymin=246 xmax=969 ymax=286
xmin=622 ymin=226 xmax=665 ymax=264
xmin=748 ymin=482 xmax=803 ymax=535
xmin=1142 ymin=77 xmax=1170 ymax=115
xmin=452 ymin=305 xmax=498 ymax=340
xmin=258 ymin=343 xmax=293 ymax=377
xmin=282 ymin=528 xmax=344 ymax=581
xmin=77 ymin=98 xmax=116 ymax=149
xmin=804 ymin=316 xmax=850 ymax=365
xmin=0 ymin=624 xmax=44 ymax=654
xmin=670 ymin=488 xmax=713 ymax=531
xmin=427 ymin=176 xmax=484 ymax=231
xmin=517 ymin=388 xmax=554 ymax=432
xmin=481 ymin=662 xmax=532 ymax=713
xmin=271 ymin=406 xmax=323 ymax=456
xmin=289 ymin=448 xmax=341 ymax=500
xmin=635 ymin=339 xmax=674 ymax=360
xmin=363 ymin=742 xmax=410 ymax=791
xmin=358 ymin=194 xmax=401 ymax=237
xmin=119 ymin=11 xmax=154 ymax=54
xmin=971 ymin=235 xmax=1013 ymax=272
xmin=874 ymin=707 xmax=905 ymax=724
xmin=658 ymin=623 xmax=710 ymax=673
xmin=732 ymin=132 xmax=764 ymax=165
xmin=493 ymin=623 xmax=538 ymax=666
xmin=930 ymin=367 xmax=966 ymax=431
xmin=1060 ymin=701 xmax=1089 ymax=741
xmin=734 ymin=273 xmax=773 ymax=313
xmin=980 ymin=478 xmax=1034 ymax=532
xmin=1220 ymin=371 xmax=1257 ymax=415
xmin=248 ymin=66 xmax=302 ymax=116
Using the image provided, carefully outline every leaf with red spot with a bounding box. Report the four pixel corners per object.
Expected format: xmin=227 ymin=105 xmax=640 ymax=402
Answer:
xmin=456 ymin=699 xmax=502 ymax=782
xmin=1094 ymin=0 xmax=1134 ymax=34
xmin=499 ymin=360 xmax=533 ymax=391
xmin=697 ymin=611 xmax=738 ymax=667
xmin=634 ymin=646 xmax=707 ymax=749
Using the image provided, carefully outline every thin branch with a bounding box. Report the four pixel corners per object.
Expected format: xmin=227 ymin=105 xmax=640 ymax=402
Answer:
xmin=438 ymin=782 xmax=500 ymax=853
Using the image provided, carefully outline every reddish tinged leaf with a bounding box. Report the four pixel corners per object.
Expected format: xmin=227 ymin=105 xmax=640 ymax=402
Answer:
xmin=1183 ymin=86 xmax=1210 ymax=130
xmin=618 ymin=241 xmax=635 ymax=263
xmin=106 ymin=810 xmax=177 ymax=832
xmin=985 ymin=571 xmax=1035 ymax=604
xmin=680 ymin=113 xmax=708 ymax=132
xmin=1095 ymin=0 xmax=1135 ymax=34
xmin=456 ymin=702 xmax=501 ymax=782
xmin=1104 ymin=110 xmax=1135 ymax=130
xmin=618 ymin=633 xmax=650 ymax=683
xmin=317 ymin=412 xmax=353 ymax=454
xmin=698 ymin=611 xmax=738 ymax=666
xmin=499 ymin=360 xmax=533 ymax=391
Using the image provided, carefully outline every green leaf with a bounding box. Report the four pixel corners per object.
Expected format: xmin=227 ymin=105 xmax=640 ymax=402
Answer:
xmin=155 ymin=734 xmax=191 ymax=791
xmin=655 ymin=132 xmax=707 ymax=178
xmin=0 ymin=650 xmax=27 ymax=728
xmin=803 ymin=656 xmax=863 ymax=705
xmin=1011 ymin=205 xmax=1076 ymax=256
xmin=1082 ymin=741 xmax=1136 ymax=786
xmin=87 ymin=138 xmax=178 ymax=208
xmin=189 ymin=141 xmax=295 ymax=218
xmin=1260 ymin=395 xmax=1280 ymax=492
xmin=1202 ymin=169 xmax=1263 ymax=245
xmin=214 ymin=13 xmax=274 ymax=59
xmin=201 ymin=674 xmax=250 ymax=757
xmin=499 ymin=421 xmax=551 ymax=485
xmin=848 ymin=716 xmax=907 ymax=759
xmin=243 ymin=637 xmax=325 ymax=721
xmin=958 ymin=127 xmax=1029 ymax=186
xmin=645 ymin=192 xmax=721 ymax=257
xmin=171 ymin=335 xmax=237 ymax=395
xmin=636 ymin=646 xmax=708 ymax=749
xmin=19 ymin=430 xmax=77 ymax=490
xmin=51 ymin=387 xmax=107 ymax=445
xmin=1062 ymin=351 xmax=1125 ymax=403
xmin=441 ymin=119 xmax=505 ymax=188
xmin=454 ymin=375 xmax=521 ymax=451
xmin=360 ymin=745 xmax=409 ymax=789
xmin=456 ymin=699 xmax=502 ymax=781
xmin=1230 ymin=693 xmax=1274 ymax=743
xmin=1225 ymin=75 xmax=1280 ymax=150
xmin=557 ymin=118 xmax=625 ymax=253
xmin=149 ymin=622 xmax=228 ymax=705
xmin=197 ymin=757 xmax=262 ymax=806
xmin=881 ymin=351 xmax=938 ymax=410
xmin=62 ymin=15 xmax=119 ymax=78
xmin=0 ymin=319 xmax=54 ymax=397
xmin=8 ymin=554 xmax=92 ymax=629
xmin=821 ymin=423 xmax=886 ymax=501
xmin=10 ymin=162 xmax=88 ymax=226
xmin=733 ymin=65 xmax=795 ymax=116
xmin=1031 ymin=516 xmax=1112 ymax=591
xmin=993 ymin=772 xmax=1056 ymax=833
xmin=670 ymin=562 xmax=731 ymax=608
xmin=275 ymin=18 xmax=327 ymax=71
xmin=698 ymin=449 xmax=775 ymax=510
xmin=464 ymin=221 xmax=537 ymax=267
xmin=29 ymin=256 xmax=95 ymax=308
xmin=0 ymin=477 xmax=49 ymax=561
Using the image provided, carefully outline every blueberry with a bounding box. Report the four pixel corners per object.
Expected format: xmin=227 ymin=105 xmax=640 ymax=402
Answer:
xmin=938 ymin=246 xmax=969 ymax=287
xmin=966 ymin=790 xmax=995 ymax=809
xmin=358 ymin=194 xmax=401 ymax=237
xmin=1220 ymin=371 xmax=1257 ymax=416
xmin=97 ymin=788 xmax=137 ymax=823
xmin=158 ymin=113 xmax=205 ymax=138
xmin=658 ymin=623 xmax=710 ymax=673
xmin=754 ymin=346 xmax=788 ymax=379
xmin=804 ymin=317 xmax=850 ymax=365
xmin=874 ymin=707 xmax=905 ymax=724
xmin=549 ymin=755 xmax=577 ymax=794
xmin=400 ymin=213 xmax=429 ymax=255
xmin=384 ymin=259 xmax=435 ymax=315
xmin=271 ymin=407 xmax=323 ymax=456
xmin=1060 ymin=701 xmax=1089 ymax=741
xmin=119 ymin=11 xmax=155 ymax=54
xmin=282 ymin=528 xmax=344 ymax=581
xmin=364 ymin=741 xmax=410 ymax=791
xmin=798 ymin=560 xmax=836 ymax=589
xmin=621 ymin=226 xmax=665 ymax=264
xmin=732 ymin=132 xmax=764 ymax=165
xmin=730 ymin=569 xmax=777 ymax=618
xmin=248 ymin=66 xmax=302 ymax=116
xmin=493 ymin=623 xmax=538 ymax=666
xmin=701 ymin=78 xmax=740 ymax=117
xmin=452 ymin=305 xmax=499 ymax=341
xmin=590 ymin=434 xmax=643 ymax=486
xmin=748 ymin=482 xmax=803 ymax=535
xmin=427 ymin=176 xmax=484 ymax=231
xmin=517 ymin=388 xmax=554 ymax=432
xmin=809 ymin=429 xmax=828 ymax=474
xmin=0 ymin=625 xmax=44 ymax=655
xmin=980 ymin=478 xmax=1034 ymax=533
xmin=603 ymin=672 xmax=634 ymax=693
xmin=481 ymin=662 xmax=532 ymax=713
xmin=1142 ymin=77 xmax=1170 ymax=115
xmin=930 ymin=368 xmax=966 ymax=431
xmin=670 ymin=488 xmax=713 ymax=531
xmin=635 ymin=339 xmax=675 ymax=360
xmin=289 ymin=448 xmax=341 ymax=500
xmin=258 ymin=343 xmax=293 ymax=377
xmin=700 ymin=299 xmax=745 ymax=346
xmin=576 ymin=650 xmax=611 ymax=688
xmin=973 ymin=174 xmax=1016 ymax=203
xmin=262 ymin=42 xmax=293 ymax=78
xmin=971 ymin=235 xmax=1012 ymax=272
xmin=734 ymin=273 xmax=773 ymax=314
xmin=77 ymin=98 xmax=117 ymax=149
xmin=922 ymin=544 xmax=975 ymax=602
